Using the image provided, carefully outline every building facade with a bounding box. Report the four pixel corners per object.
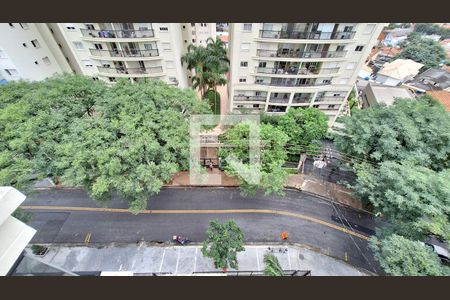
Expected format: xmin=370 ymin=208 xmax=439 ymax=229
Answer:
xmin=228 ymin=23 xmax=386 ymax=126
xmin=0 ymin=23 xmax=72 ymax=82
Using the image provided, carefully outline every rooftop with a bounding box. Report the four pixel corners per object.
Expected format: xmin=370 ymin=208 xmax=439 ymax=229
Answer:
xmin=365 ymin=82 xmax=415 ymax=106
xmin=405 ymin=68 xmax=450 ymax=91
xmin=377 ymin=59 xmax=424 ymax=80
xmin=427 ymin=90 xmax=450 ymax=112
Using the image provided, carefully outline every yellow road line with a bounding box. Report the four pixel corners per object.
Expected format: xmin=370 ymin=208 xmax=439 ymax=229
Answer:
xmin=20 ymin=205 xmax=369 ymax=240
xmin=84 ymin=232 xmax=91 ymax=244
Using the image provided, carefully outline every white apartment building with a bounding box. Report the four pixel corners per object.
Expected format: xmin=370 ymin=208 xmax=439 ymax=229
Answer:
xmin=0 ymin=23 xmax=72 ymax=82
xmin=47 ymin=23 xmax=193 ymax=87
xmin=228 ymin=23 xmax=386 ymax=126
xmin=181 ymin=23 xmax=216 ymax=47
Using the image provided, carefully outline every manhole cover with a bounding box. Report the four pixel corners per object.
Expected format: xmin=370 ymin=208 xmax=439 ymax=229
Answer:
xmin=298 ymin=254 xmax=304 ymax=260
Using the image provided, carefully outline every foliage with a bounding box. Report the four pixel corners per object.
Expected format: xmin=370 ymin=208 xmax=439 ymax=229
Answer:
xmin=12 ymin=208 xmax=32 ymax=224
xmin=334 ymin=98 xmax=450 ymax=172
xmin=353 ymin=161 xmax=450 ymax=241
xmin=31 ymin=245 xmax=48 ymax=255
xmin=0 ymin=75 xmax=108 ymax=192
xmin=396 ymin=34 xmax=447 ymax=69
xmin=369 ymin=234 xmax=449 ymax=276
xmin=55 ymin=78 xmax=211 ymax=212
xmin=181 ymin=38 xmax=229 ymax=97
xmin=414 ymin=23 xmax=450 ymax=39
xmin=263 ymin=254 xmax=284 ymax=276
xmin=219 ymin=121 xmax=289 ymax=196
xmin=201 ymin=220 xmax=245 ymax=270
xmin=204 ymin=89 xmax=221 ymax=115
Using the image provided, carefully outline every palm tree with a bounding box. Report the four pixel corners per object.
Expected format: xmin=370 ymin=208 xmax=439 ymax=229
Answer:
xmin=263 ymin=254 xmax=284 ymax=276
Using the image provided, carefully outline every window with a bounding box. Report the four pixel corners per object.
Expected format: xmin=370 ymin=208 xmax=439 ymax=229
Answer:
xmin=94 ymin=43 xmax=103 ymax=50
xmin=166 ymin=60 xmax=175 ymax=69
xmin=159 ymin=27 xmax=169 ymax=31
xmin=355 ymin=45 xmax=364 ymax=51
xmin=162 ymin=42 xmax=171 ymax=50
xmin=143 ymin=43 xmax=154 ymax=50
xmin=31 ymin=39 xmax=40 ymax=48
xmin=240 ymin=61 xmax=248 ymax=67
xmin=184 ymin=40 xmax=187 ymax=43
xmin=65 ymin=57 xmax=70 ymax=62
xmin=258 ymin=62 xmax=266 ymax=68
xmin=64 ymin=23 xmax=76 ymax=30
xmin=58 ymin=43 xmax=62 ymax=48
xmin=336 ymin=45 xmax=345 ymax=52
xmin=192 ymin=39 xmax=196 ymax=43
xmin=19 ymin=23 xmax=29 ymax=30
xmin=86 ymin=24 xmax=95 ymax=30
xmin=253 ymin=104 xmax=260 ymax=108
xmin=313 ymin=104 xmax=319 ymax=108
xmin=328 ymin=105 xmax=336 ymax=109
xmin=343 ymin=26 xmax=354 ymax=32
xmin=5 ymin=69 xmax=18 ymax=76
xmin=346 ymin=62 xmax=357 ymax=69
xmin=73 ymin=41 xmax=84 ymax=50
xmin=34 ymin=61 xmax=39 ymax=65
xmin=92 ymin=77 xmax=99 ymax=81
xmin=239 ymin=78 xmax=247 ymax=83
xmin=364 ymin=24 xmax=376 ymax=34
xmin=22 ymin=43 xmax=27 ymax=48
xmin=243 ymin=24 xmax=252 ymax=32
xmin=108 ymin=77 xmax=116 ymax=82
xmin=256 ymin=78 xmax=264 ymax=83
xmin=50 ymin=28 xmax=54 ymax=34
xmin=8 ymin=23 xmax=14 ymax=28
xmin=182 ymin=25 xmax=186 ymax=29
xmin=322 ymin=79 xmax=331 ymax=84
xmin=82 ymin=59 xmax=93 ymax=67
xmin=42 ymin=56 xmax=51 ymax=65
xmin=191 ymin=23 xmax=195 ymax=27
xmin=240 ymin=43 xmax=250 ymax=51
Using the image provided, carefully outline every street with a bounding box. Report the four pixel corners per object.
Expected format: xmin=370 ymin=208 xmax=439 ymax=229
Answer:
xmin=22 ymin=187 xmax=382 ymax=273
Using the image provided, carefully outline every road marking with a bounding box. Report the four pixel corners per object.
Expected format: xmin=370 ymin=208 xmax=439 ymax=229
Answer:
xmin=287 ymin=249 xmax=292 ymax=270
xmin=159 ymin=249 xmax=166 ymax=273
xmin=193 ymin=248 xmax=198 ymax=273
xmin=20 ymin=205 xmax=369 ymax=240
xmin=255 ymin=248 xmax=260 ymax=271
xmin=84 ymin=232 xmax=91 ymax=244
xmin=174 ymin=250 xmax=180 ymax=274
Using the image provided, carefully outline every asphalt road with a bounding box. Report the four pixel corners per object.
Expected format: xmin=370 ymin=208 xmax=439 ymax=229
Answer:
xmin=22 ymin=187 xmax=382 ymax=273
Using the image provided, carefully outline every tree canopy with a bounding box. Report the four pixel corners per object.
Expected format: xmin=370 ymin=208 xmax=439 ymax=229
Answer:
xmin=370 ymin=234 xmax=449 ymax=276
xmin=219 ymin=121 xmax=289 ymax=196
xmin=334 ymin=98 xmax=450 ymax=172
xmin=201 ymin=219 xmax=245 ymax=270
xmin=55 ymin=78 xmax=211 ymax=212
xmin=397 ymin=33 xmax=448 ymax=69
xmin=414 ymin=23 xmax=450 ymax=39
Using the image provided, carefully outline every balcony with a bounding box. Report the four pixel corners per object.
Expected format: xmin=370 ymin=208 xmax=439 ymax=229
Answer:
xmin=255 ymin=67 xmax=340 ymax=75
xmin=315 ymin=96 xmax=346 ymax=102
xmin=292 ymin=97 xmax=313 ymax=104
xmin=259 ymin=30 xmax=356 ymax=40
xmin=81 ymin=28 xmax=155 ymax=39
xmin=256 ymin=78 xmax=330 ymax=87
xmin=90 ymin=49 xmax=159 ymax=58
xmin=256 ymin=49 xmax=347 ymax=59
xmin=233 ymin=95 xmax=267 ymax=101
xmin=97 ymin=66 xmax=164 ymax=76
xmin=269 ymin=98 xmax=289 ymax=104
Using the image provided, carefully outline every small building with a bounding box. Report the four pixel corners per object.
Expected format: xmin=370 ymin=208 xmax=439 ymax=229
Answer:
xmin=361 ymin=82 xmax=415 ymax=108
xmin=375 ymin=59 xmax=423 ymax=86
xmin=404 ymin=68 xmax=450 ymax=94
xmin=427 ymin=90 xmax=450 ymax=113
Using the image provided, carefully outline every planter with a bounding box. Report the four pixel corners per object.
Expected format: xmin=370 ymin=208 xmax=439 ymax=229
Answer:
xmin=31 ymin=245 xmax=49 ymax=257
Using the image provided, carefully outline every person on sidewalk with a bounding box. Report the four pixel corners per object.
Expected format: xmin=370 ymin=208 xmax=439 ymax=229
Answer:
xmin=280 ymin=231 xmax=289 ymax=240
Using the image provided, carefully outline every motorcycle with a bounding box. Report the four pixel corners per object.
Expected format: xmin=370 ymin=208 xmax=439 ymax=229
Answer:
xmin=172 ymin=235 xmax=191 ymax=245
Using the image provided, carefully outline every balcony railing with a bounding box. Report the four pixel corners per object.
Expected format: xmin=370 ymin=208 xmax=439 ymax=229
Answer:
xmin=292 ymin=97 xmax=313 ymax=104
xmin=259 ymin=30 xmax=356 ymax=40
xmin=97 ymin=66 xmax=163 ymax=75
xmin=256 ymin=79 xmax=330 ymax=87
xmin=314 ymin=96 xmax=346 ymax=102
xmin=256 ymin=49 xmax=347 ymax=59
xmin=90 ymin=48 xmax=159 ymax=58
xmin=81 ymin=28 xmax=155 ymax=39
xmin=269 ymin=98 xmax=289 ymax=103
xmin=255 ymin=67 xmax=340 ymax=75
xmin=234 ymin=95 xmax=267 ymax=101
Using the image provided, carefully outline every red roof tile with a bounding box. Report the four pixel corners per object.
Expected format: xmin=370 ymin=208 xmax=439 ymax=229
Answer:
xmin=427 ymin=90 xmax=450 ymax=112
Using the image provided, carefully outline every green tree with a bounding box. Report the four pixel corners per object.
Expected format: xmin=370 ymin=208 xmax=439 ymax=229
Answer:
xmin=353 ymin=161 xmax=450 ymax=242
xmin=414 ymin=23 xmax=450 ymax=39
xmin=201 ymin=220 xmax=245 ymax=270
xmin=369 ymin=234 xmax=449 ymax=276
xmin=333 ymin=98 xmax=450 ymax=171
xmin=0 ymin=75 xmax=107 ymax=192
xmin=396 ymin=34 xmax=447 ymax=69
xmin=219 ymin=121 xmax=289 ymax=196
xmin=263 ymin=254 xmax=284 ymax=276
xmin=55 ymin=78 xmax=211 ymax=212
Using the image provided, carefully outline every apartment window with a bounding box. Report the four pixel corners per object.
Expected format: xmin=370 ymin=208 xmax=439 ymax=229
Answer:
xmin=19 ymin=23 xmax=29 ymax=30
xmin=92 ymin=77 xmax=99 ymax=81
xmin=256 ymin=78 xmax=264 ymax=83
xmin=239 ymin=78 xmax=247 ymax=83
xmin=162 ymin=42 xmax=171 ymax=50
xmin=343 ymin=26 xmax=354 ymax=32
xmin=86 ymin=24 xmax=95 ymax=30
xmin=243 ymin=24 xmax=252 ymax=32
xmin=64 ymin=23 xmax=76 ymax=30
xmin=34 ymin=61 xmax=39 ymax=65
xmin=346 ymin=62 xmax=357 ymax=69
xmin=240 ymin=61 xmax=248 ymax=67
xmin=82 ymin=59 xmax=93 ymax=67
xmin=5 ymin=69 xmax=18 ymax=76
xmin=253 ymin=104 xmax=260 ymax=108
xmin=355 ymin=45 xmax=364 ymax=52
xmin=8 ymin=23 xmax=14 ymax=28
xmin=191 ymin=23 xmax=195 ymax=27
xmin=94 ymin=43 xmax=103 ymax=50
xmin=42 ymin=56 xmax=51 ymax=65
xmin=328 ymin=105 xmax=336 ymax=109
xmin=364 ymin=24 xmax=376 ymax=34
xmin=184 ymin=40 xmax=187 ymax=43
xmin=108 ymin=77 xmax=116 ymax=82
xmin=192 ymin=39 xmax=196 ymax=43
xmin=258 ymin=62 xmax=267 ymax=68
xmin=313 ymin=104 xmax=319 ymax=108
xmin=73 ymin=41 xmax=84 ymax=50
xmin=65 ymin=57 xmax=70 ymax=62
xmin=322 ymin=79 xmax=331 ymax=84
xmin=166 ymin=60 xmax=175 ymax=69
xmin=143 ymin=43 xmax=154 ymax=50
xmin=50 ymin=28 xmax=54 ymax=34
xmin=241 ymin=43 xmax=250 ymax=51
xmin=22 ymin=43 xmax=27 ymax=48
xmin=159 ymin=27 xmax=169 ymax=32
xmin=182 ymin=25 xmax=186 ymax=29
xmin=58 ymin=43 xmax=62 ymax=48
xmin=336 ymin=45 xmax=345 ymax=52
xmin=31 ymin=39 xmax=40 ymax=48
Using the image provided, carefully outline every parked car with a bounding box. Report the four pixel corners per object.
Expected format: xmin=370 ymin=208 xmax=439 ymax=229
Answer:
xmin=422 ymin=242 xmax=450 ymax=264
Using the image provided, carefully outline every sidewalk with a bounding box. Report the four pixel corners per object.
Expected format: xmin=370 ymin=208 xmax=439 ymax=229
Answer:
xmin=164 ymin=170 xmax=363 ymax=211
xmin=22 ymin=244 xmax=370 ymax=276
